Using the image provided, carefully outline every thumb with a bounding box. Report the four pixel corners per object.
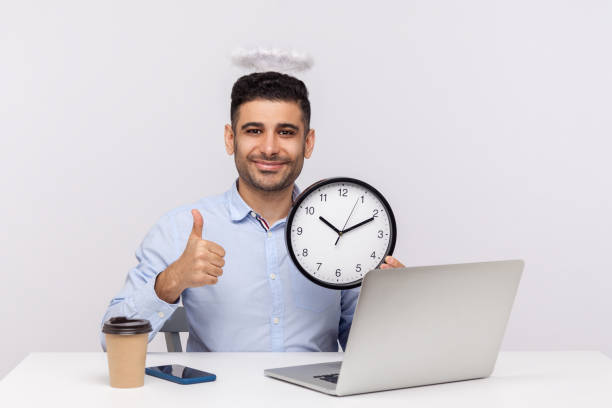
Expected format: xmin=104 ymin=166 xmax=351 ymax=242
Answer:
xmin=190 ymin=209 xmax=203 ymax=238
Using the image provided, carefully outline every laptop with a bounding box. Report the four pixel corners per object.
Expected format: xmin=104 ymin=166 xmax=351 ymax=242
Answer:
xmin=264 ymin=259 xmax=524 ymax=396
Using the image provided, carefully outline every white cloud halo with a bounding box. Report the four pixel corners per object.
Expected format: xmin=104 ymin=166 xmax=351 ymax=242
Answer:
xmin=231 ymin=47 xmax=314 ymax=74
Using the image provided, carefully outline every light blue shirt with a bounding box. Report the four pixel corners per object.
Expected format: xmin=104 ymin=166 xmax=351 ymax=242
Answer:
xmin=100 ymin=179 xmax=360 ymax=352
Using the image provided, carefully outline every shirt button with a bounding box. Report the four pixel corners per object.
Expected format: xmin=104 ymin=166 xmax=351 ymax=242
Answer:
xmin=273 ymin=317 xmax=280 ymax=324
xmin=267 ymin=231 xmax=272 ymax=237
xmin=250 ymin=211 xmax=256 ymax=217
xmin=270 ymin=273 xmax=276 ymax=280
xmin=158 ymin=311 xmax=164 ymax=318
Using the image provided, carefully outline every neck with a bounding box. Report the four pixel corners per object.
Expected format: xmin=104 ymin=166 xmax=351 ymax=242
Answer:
xmin=236 ymin=177 xmax=294 ymax=226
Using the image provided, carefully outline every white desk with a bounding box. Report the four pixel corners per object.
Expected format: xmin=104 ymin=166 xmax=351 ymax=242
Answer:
xmin=1 ymin=352 xmax=611 ymax=407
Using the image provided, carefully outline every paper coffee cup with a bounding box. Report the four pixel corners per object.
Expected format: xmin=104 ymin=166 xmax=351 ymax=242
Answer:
xmin=103 ymin=317 xmax=152 ymax=388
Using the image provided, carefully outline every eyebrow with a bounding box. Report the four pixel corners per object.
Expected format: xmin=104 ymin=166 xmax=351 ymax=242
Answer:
xmin=241 ymin=122 xmax=264 ymax=130
xmin=240 ymin=122 xmax=300 ymax=131
xmin=277 ymin=122 xmax=300 ymax=131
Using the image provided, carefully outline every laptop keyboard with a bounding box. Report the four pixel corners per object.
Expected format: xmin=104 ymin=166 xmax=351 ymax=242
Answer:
xmin=313 ymin=373 xmax=339 ymax=384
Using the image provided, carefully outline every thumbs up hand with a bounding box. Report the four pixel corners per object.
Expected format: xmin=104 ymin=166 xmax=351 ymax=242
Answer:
xmin=155 ymin=209 xmax=226 ymax=303
xmin=177 ymin=209 xmax=226 ymax=288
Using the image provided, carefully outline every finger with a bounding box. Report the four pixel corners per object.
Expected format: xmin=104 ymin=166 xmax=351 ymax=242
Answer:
xmin=195 ymin=273 xmax=219 ymax=287
xmin=385 ymin=256 xmax=404 ymax=268
xmin=191 ymin=209 xmax=204 ymax=238
xmin=205 ymin=275 xmax=219 ymax=285
xmin=206 ymin=241 xmax=226 ymax=258
xmin=385 ymin=256 xmax=399 ymax=268
xmin=380 ymin=263 xmax=390 ymax=269
xmin=206 ymin=266 xmax=223 ymax=277
xmin=206 ymin=251 xmax=225 ymax=268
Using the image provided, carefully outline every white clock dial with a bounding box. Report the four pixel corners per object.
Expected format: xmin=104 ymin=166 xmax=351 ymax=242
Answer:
xmin=286 ymin=177 xmax=397 ymax=289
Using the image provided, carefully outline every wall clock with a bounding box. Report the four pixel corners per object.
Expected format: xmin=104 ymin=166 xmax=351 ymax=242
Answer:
xmin=286 ymin=177 xmax=397 ymax=289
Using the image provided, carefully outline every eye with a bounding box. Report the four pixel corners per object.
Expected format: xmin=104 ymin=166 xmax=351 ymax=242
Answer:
xmin=246 ymin=129 xmax=262 ymax=134
xmin=279 ymin=130 xmax=296 ymax=136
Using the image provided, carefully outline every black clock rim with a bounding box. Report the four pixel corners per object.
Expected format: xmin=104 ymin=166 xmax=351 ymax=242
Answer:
xmin=285 ymin=177 xmax=397 ymax=290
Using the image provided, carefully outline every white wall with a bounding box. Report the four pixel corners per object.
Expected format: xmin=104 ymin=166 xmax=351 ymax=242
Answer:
xmin=1 ymin=0 xmax=610 ymax=379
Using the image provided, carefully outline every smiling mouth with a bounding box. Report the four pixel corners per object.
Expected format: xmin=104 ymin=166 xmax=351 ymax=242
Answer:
xmin=253 ymin=160 xmax=288 ymax=171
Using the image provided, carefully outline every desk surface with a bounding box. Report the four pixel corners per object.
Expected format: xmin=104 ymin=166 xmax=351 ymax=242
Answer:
xmin=1 ymin=351 xmax=611 ymax=407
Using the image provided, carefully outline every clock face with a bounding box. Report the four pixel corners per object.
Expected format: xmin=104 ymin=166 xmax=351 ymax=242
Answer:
xmin=285 ymin=177 xmax=397 ymax=290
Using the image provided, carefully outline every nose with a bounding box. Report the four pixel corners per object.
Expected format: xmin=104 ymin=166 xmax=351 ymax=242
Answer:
xmin=260 ymin=129 xmax=280 ymax=157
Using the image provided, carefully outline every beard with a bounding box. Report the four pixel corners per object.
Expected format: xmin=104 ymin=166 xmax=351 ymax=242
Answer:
xmin=234 ymin=142 xmax=304 ymax=193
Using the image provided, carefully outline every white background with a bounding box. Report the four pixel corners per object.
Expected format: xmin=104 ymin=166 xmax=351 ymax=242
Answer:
xmin=1 ymin=0 xmax=610 ymax=379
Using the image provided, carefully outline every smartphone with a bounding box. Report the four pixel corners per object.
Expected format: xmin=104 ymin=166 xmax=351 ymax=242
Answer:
xmin=145 ymin=364 xmax=216 ymax=385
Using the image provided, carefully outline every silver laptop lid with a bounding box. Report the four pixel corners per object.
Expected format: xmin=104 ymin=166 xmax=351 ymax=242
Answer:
xmin=336 ymin=259 xmax=524 ymax=396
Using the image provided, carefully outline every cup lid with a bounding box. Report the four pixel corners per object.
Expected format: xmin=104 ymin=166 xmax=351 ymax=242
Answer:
xmin=102 ymin=317 xmax=152 ymax=335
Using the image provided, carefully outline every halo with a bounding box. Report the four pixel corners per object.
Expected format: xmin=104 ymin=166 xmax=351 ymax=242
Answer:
xmin=231 ymin=47 xmax=314 ymax=73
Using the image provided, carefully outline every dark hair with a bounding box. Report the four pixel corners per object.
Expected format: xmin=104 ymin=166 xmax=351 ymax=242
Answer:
xmin=230 ymin=71 xmax=311 ymax=135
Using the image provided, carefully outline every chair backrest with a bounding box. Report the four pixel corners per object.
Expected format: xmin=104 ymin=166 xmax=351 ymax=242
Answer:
xmin=159 ymin=306 xmax=189 ymax=352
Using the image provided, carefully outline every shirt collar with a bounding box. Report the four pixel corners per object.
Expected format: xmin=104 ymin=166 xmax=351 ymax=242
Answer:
xmin=228 ymin=178 xmax=302 ymax=222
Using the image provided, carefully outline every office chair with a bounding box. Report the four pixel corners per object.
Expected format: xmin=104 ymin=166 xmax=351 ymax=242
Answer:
xmin=159 ymin=306 xmax=189 ymax=352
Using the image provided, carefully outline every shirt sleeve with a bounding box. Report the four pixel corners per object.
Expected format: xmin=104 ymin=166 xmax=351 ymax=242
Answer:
xmin=338 ymin=287 xmax=361 ymax=351
xmin=100 ymin=212 xmax=181 ymax=351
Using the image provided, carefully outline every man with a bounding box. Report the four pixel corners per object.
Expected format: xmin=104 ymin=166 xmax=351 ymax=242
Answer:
xmin=101 ymin=71 xmax=404 ymax=352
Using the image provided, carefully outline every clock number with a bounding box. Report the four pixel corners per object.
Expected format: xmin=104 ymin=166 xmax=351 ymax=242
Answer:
xmin=338 ymin=188 xmax=348 ymax=197
xmin=297 ymin=227 xmax=303 ymax=235
xmin=335 ymin=269 xmax=341 ymax=277
xmin=373 ymin=209 xmax=379 ymax=218
xmin=370 ymin=251 xmax=376 ymax=259
xmin=378 ymin=230 xmax=383 ymax=238
xmin=355 ymin=264 xmax=362 ymax=272
xmin=303 ymin=248 xmax=308 ymax=257
xmin=360 ymin=195 xmax=364 ymax=203
xmin=316 ymin=262 xmax=322 ymax=271
xmin=305 ymin=206 xmax=315 ymax=215
xmin=320 ymin=193 xmax=327 ymax=202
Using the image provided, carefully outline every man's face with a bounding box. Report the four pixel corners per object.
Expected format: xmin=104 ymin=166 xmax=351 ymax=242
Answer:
xmin=224 ymin=99 xmax=315 ymax=193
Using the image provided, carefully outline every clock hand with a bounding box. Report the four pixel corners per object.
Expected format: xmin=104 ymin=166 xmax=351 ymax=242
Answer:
xmin=335 ymin=196 xmax=361 ymax=246
xmin=319 ymin=216 xmax=341 ymax=235
xmin=341 ymin=197 xmax=360 ymax=231
xmin=342 ymin=216 xmax=375 ymax=234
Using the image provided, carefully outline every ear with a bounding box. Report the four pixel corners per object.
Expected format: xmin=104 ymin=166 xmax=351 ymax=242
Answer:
xmin=224 ymin=124 xmax=235 ymax=155
xmin=304 ymin=128 xmax=315 ymax=159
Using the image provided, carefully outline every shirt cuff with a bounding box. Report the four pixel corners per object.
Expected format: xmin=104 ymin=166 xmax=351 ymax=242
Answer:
xmin=133 ymin=277 xmax=181 ymax=329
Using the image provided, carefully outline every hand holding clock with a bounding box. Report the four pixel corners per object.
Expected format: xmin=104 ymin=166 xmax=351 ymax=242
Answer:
xmin=380 ymin=255 xmax=405 ymax=269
